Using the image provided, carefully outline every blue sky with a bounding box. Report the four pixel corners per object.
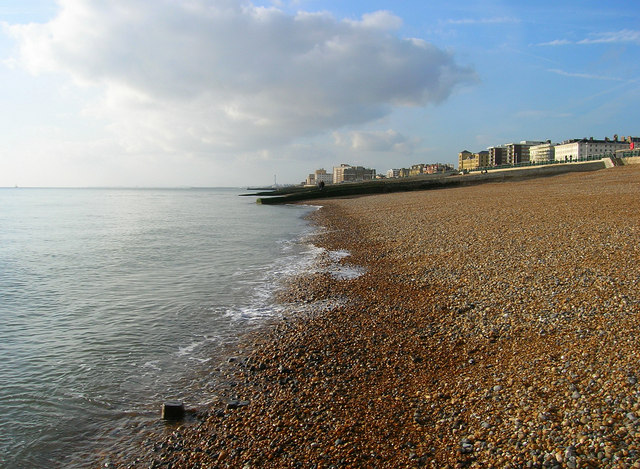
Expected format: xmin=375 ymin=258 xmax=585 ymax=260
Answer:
xmin=1 ymin=0 xmax=638 ymax=187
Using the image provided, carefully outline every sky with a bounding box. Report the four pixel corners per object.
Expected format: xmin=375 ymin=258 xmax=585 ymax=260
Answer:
xmin=1 ymin=0 xmax=639 ymax=187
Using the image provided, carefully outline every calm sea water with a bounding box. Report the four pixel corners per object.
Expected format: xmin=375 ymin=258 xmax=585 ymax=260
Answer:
xmin=0 ymin=188 xmax=318 ymax=468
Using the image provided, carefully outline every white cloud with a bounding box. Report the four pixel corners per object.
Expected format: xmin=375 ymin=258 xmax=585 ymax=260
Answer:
xmin=351 ymin=10 xmax=403 ymax=31
xmin=536 ymin=39 xmax=572 ymax=47
xmin=578 ymin=29 xmax=640 ymax=45
xmin=538 ymin=29 xmax=640 ymax=47
xmin=447 ymin=17 xmax=519 ymax=25
xmin=334 ymin=129 xmax=416 ymax=153
xmin=547 ymin=68 xmax=624 ymax=81
xmin=7 ymin=0 xmax=475 ymax=157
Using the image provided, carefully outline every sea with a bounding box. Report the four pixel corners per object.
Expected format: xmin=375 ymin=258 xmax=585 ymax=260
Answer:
xmin=0 ymin=187 xmax=322 ymax=468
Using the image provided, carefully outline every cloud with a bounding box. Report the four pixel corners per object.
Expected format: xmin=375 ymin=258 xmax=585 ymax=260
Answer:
xmin=7 ymin=0 xmax=476 ymax=156
xmin=547 ymin=68 xmax=624 ymax=81
xmin=447 ymin=17 xmax=519 ymax=25
xmin=333 ymin=129 xmax=416 ymax=152
xmin=578 ymin=29 xmax=640 ymax=45
xmin=349 ymin=10 xmax=403 ymax=30
xmin=536 ymin=39 xmax=572 ymax=47
xmin=537 ymin=29 xmax=640 ymax=47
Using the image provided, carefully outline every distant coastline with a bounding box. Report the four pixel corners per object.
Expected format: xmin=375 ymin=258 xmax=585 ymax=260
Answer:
xmin=247 ymin=158 xmax=627 ymax=204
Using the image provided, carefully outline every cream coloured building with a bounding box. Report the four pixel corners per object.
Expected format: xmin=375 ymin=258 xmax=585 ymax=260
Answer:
xmin=529 ymin=142 xmax=555 ymax=163
xmin=332 ymin=164 xmax=376 ymax=184
xmin=305 ymin=168 xmax=333 ymax=186
xmin=554 ymin=138 xmax=629 ymax=162
xmin=459 ymin=150 xmax=489 ymax=171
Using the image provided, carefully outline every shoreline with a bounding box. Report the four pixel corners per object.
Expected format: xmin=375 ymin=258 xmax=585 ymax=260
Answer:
xmin=121 ymin=165 xmax=640 ymax=468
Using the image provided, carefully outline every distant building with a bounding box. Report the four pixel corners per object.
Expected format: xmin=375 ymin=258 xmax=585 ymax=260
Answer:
xmin=332 ymin=164 xmax=376 ymax=184
xmin=554 ymin=137 xmax=629 ymax=162
xmin=458 ymin=151 xmax=473 ymax=170
xmin=425 ymin=163 xmax=454 ymax=174
xmin=529 ymin=141 xmax=555 ymax=163
xmin=458 ymin=151 xmax=489 ymax=171
xmin=488 ymin=145 xmax=506 ymax=166
xmin=487 ymin=141 xmax=544 ymax=166
xmin=387 ymin=168 xmax=411 ymax=178
xmin=625 ymin=136 xmax=640 ymax=149
xmin=306 ymin=168 xmax=333 ymax=186
xmin=617 ymin=136 xmax=640 ymax=155
xmin=506 ymin=141 xmax=545 ymax=165
xmin=409 ymin=164 xmax=425 ymax=176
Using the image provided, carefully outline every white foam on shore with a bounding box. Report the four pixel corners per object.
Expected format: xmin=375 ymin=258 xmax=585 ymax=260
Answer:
xmin=328 ymin=249 xmax=351 ymax=261
xmin=328 ymin=264 xmax=367 ymax=280
xmin=324 ymin=249 xmax=367 ymax=280
xmin=176 ymin=341 xmax=202 ymax=357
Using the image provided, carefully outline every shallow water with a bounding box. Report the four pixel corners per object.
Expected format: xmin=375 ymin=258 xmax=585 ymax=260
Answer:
xmin=0 ymin=188 xmax=317 ymax=468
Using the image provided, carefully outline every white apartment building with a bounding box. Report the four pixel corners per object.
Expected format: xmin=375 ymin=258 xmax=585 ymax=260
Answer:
xmin=315 ymin=172 xmax=333 ymax=185
xmin=529 ymin=142 xmax=555 ymax=163
xmin=554 ymin=138 xmax=629 ymax=162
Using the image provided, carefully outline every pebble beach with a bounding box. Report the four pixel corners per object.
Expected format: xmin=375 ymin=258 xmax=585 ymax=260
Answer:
xmin=126 ymin=165 xmax=640 ymax=468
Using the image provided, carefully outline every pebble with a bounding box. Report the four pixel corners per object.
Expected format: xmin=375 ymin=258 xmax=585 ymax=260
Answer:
xmin=112 ymin=166 xmax=640 ymax=468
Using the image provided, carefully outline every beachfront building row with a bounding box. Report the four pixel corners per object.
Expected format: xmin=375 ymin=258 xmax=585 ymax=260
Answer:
xmin=460 ymin=135 xmax=639 ymax=170
xmin=552 ymin=137 xmax=633 ymax=163
xmin=386 ymin=168 xmax=410 ymax=178
xmin=386 ymin=163 xmax=454 ymax=179
xmin=305 ymin=164 xmax=377 ymax=186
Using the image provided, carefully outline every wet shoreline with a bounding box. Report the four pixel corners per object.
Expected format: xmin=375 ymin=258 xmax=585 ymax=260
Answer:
xmin=116 ymin=165 xmax=640 ymax=468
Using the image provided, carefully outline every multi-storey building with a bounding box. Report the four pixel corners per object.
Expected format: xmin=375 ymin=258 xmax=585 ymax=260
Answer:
xmin=332 ymin=164 xmax=376 ymax=184
xmin=488 ymin=141 xmax=544 ymax=166
xmin=409 ymin=164 xmax=425 ymax=176
xmin=506 ymin=141 xmax=545 ymax=165
xmin=488 ymin=145 xmax=506 ymax=166
xmin=554 ymin=137 xmax=629 ymax=162
xmin=425 ymin=163 xmax=455 ymax=174
xmin=306 ymin=168 xmax=333 ymax=186
xmin=529 ymin=141 xmax=555 ymax=163
xmin=459 ymin=151 xmax=489 ymax=171
xmin=386 ymin=168 xmax=411 ymax=178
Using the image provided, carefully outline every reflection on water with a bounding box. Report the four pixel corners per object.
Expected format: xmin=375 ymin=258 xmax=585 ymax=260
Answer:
xmin=0 ymin=188 xmax=316 ymax=468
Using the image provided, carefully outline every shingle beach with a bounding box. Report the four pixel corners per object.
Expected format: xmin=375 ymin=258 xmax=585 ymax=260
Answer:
xmin=131 ymin=165 xmax=640 ymax=468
